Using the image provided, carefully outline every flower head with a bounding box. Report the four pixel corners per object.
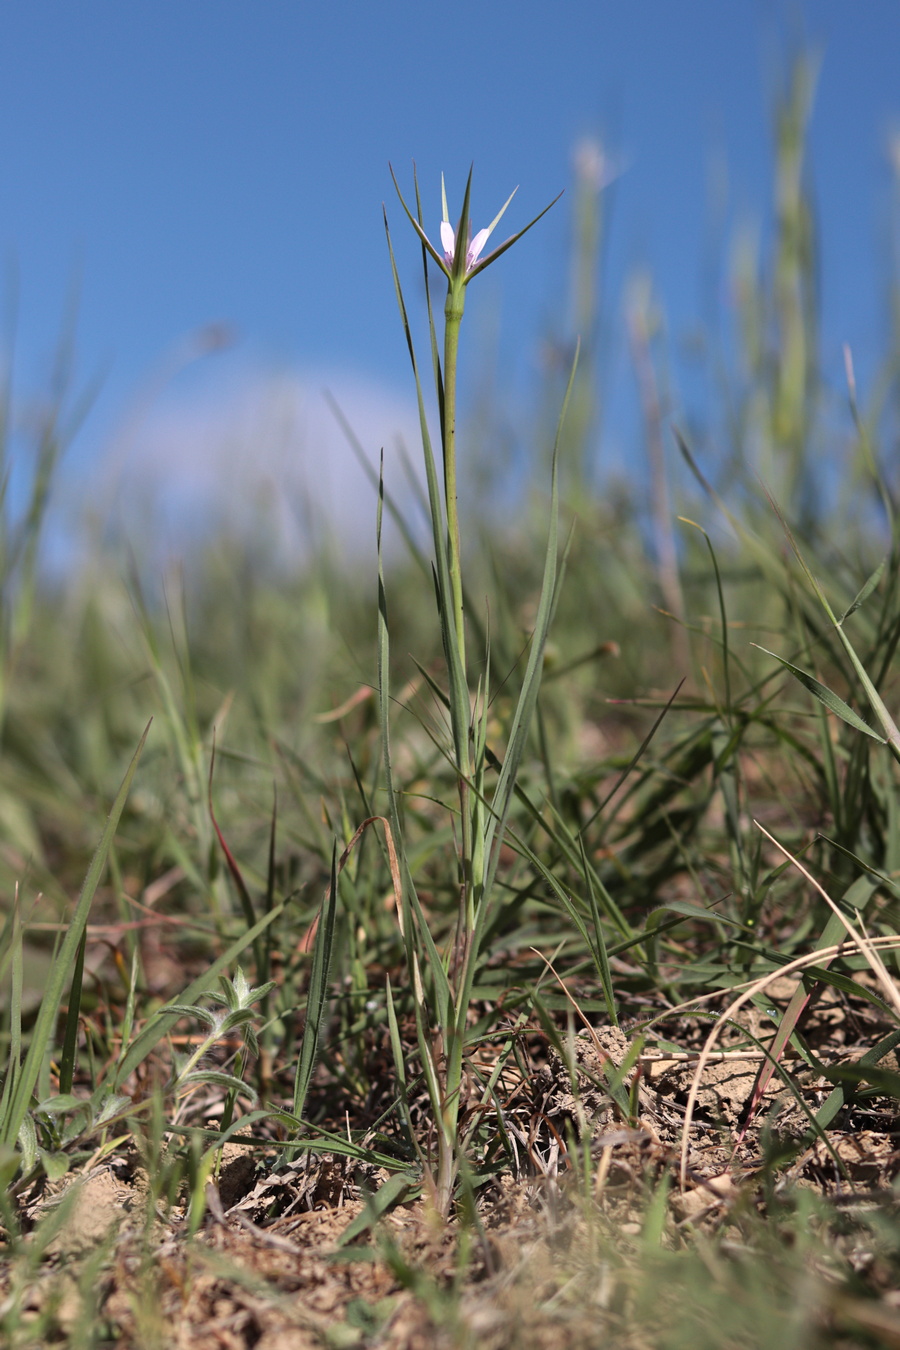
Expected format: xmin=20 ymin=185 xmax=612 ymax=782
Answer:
xmin=388 ymin=165 xmax=563 ymax=289
xmin=440 ymin=219 xmax=491 ymax=274
xmin=438 ymin=172 xmax=513 ymax=281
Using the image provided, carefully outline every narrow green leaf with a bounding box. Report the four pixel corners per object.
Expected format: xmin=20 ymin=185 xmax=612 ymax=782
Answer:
xmin=581 ymin=678 xmax=685 ymax=834
xmin=181 ymin=1070 xmax=256 ymax=1099
xmin=208 ymin=762 xmax=256 ymax=930
xmin=336 ymin=1172 xmax=418 ymax=1247
xmin=264 ymin=1114 xmax=401 ymax=1169
xmin=649 ymin=900 xmax=745 ymax=930
xmin=1 ymin=723 xmax=151 ymax=1151
xmin=39 ymin=1150 xmax=70 ymax=1182
xmin=93 ymin=1092 xmax=131 ymax=1127
xmin=382 ymin=207 xmax=468 ymax=775
xmin=753 ymin=645 xmax=886 ymax=741
xmin=163 ymin=1004 xmax=219 ymax=1026
xmin=17 ymin=1116 xmax=37 ymax=1174
xmin=291 ymin=844 xmax=339 ymax=1123
xmin=761 ymin=493 xmax=900 ymax=757
xmin=35 ymin=1093 xmax=85 ymax=1116
xmin=385 ymin=976 xmax=419 ymax=1161
xmin=816 ymin=1028 xmax=900 ymax=1129
xmin=581 ymin=866 xmax=619 ymax=1026
xmin=375 ymin=457 xmax=451 ymax=1025
xmin=389 ymin=163 xmax=450 ymax=278
xmin=641 ymin=1169 xmax=671 ymax=1247
xmin=821 ymin=1061 xmax=900 ymax=1098
xmin=0 ymin=895 xmax=24 ymax=1124
xmin=408 ymin=654 xmax=451 ymax=712
xmin=840 ymin=557 xmax=886 ymax=623
xmin=817 ymin=837 xmax=900 ymax=901
xmin=739 ymin=871 xmax=882 ymax=1130
xmin=323 ymin=389 xmax=430 ymax=577
xmin=481 ymin=342 xmax=580 ymax=902
xmin=467 ymin=190 xmax=564 ymax=280
xmin=412 ymin=166 xmax=446 ymax=431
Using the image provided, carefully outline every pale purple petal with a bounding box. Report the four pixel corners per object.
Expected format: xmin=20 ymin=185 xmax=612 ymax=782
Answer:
xmin=440 ymin=221 xmax=456 ymax=265
xmin=467 ymin=227 xmax=491 ymax=269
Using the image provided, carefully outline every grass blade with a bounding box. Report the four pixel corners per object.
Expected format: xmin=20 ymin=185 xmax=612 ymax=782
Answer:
xmin=1 ymin=722 xmax=151 ymax=1152
xmin=292 ymin=842 xmax=339 ymax=1123
xmin=480 ymin=342 xmax=580 ymax=902
xmin=57 ymin=927 xmax=87 ymax=1097
xmin=753 ymin=645 xmax=886 ymax=741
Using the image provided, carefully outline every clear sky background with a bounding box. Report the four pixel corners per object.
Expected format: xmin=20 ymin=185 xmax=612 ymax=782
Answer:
xmin=1 ymin=2 xmax=898 ymax=558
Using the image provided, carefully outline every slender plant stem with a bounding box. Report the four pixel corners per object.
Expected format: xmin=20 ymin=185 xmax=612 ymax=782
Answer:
xmin=388 ymin=170 xmax=562 ymax=1216
xmin=436 ymin=280 xmax=473 ymax=1216
xmin=443 ymin=280 xmax=478 ymax=946
xmin=443 ymin=283 xmax=467 ymax=684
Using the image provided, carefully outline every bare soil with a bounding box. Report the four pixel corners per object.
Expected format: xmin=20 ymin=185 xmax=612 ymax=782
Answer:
xmin=5 ymin=977 xmax=900 ymax=1347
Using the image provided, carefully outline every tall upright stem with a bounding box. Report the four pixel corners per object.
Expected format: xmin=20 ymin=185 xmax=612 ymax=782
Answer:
xmin=388 ymin=169 xmax=561 ymax=1218
xmin=442 ymin=281 xmax=477 ymax=945
xmin=443 ymin=282 xmax=467 ymax=679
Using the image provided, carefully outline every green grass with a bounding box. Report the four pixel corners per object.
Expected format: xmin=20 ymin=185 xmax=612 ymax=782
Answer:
xmin=3 ymin=51 xmax=900 ymax=1348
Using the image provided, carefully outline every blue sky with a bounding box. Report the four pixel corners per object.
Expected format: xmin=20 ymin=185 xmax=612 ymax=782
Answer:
xmin=1 ymin=2 xmax=898 ymax=554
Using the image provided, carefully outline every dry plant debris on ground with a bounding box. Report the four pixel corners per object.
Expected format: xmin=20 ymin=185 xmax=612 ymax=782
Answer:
xmin=6 ymin=972 xmax=900 ymax=1349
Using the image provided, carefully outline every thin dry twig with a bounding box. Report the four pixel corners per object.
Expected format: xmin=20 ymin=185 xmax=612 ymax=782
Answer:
xmin=677 ymin=934 xmax=900 ymax=1187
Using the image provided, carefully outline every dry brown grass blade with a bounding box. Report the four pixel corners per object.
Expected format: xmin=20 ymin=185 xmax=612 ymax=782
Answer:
xmin=301 ymin=813 xmax=405 ymax=954
xmin=755 ymin=823 xmax=900 ymax=1016
xmin=733 ymin=824 xmax=900 ymax=1134
xmin=677 ymin=934 xmax=900 ymax=1188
